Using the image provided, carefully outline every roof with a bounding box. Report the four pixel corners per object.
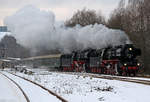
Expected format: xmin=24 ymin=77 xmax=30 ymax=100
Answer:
xmin=7 ymin=57 xmax=21 ymax=60
xmin=22 ymin=54 xmax=61 ymax=61
xmin=0 ymin=59 xmax=11 ymax=62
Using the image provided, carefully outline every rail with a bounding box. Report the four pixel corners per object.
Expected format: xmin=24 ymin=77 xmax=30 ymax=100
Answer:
xmin=0 ymin=72 xmax=30 ymax=102
xmin=6 ymin=71 xmax=68 ymax=102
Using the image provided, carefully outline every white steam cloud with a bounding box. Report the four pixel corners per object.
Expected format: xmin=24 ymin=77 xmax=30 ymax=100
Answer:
xmin=4 ymin=5 xmax=130 ymax=54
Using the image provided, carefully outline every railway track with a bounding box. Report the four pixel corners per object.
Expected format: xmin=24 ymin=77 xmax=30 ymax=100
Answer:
xmin=57 ymin=72 xmax=150 ymax=85
xmin=92 ymin=74 xmax=150 ymax=85
xmin=0 ymin=72 xmax=30 ymax=102
xmin=2 ymin=71 xmax=68 ymax=102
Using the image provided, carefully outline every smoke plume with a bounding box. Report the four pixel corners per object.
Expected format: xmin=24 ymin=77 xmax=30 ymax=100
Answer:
xmin=4 ymin=5 xmax=130 ymax=54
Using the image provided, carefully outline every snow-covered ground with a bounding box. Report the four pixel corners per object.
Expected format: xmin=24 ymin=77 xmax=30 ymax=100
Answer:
xmin=8 ymin=69 xmax=150 ymax=102
xmin=0 ymin=73 xmax=26 ymax=102
xmin=0 ymin=71 xmax=61 ymax=102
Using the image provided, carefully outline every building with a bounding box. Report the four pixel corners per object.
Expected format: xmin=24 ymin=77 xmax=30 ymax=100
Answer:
xmin=0 ymin=26 xmax=7 ymax=32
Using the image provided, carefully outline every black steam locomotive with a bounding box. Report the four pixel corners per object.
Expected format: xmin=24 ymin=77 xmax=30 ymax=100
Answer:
xmin=60 ymin=44 xmax=141 ymax=76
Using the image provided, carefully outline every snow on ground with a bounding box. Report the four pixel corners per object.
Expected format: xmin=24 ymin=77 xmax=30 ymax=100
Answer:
xmin=1 ymin=71 xmax=61 ymax=102
xmin=0 ymin=72 xmax=26 ymax=102
xmin=9 ymin=69 xmax=150 ymax=102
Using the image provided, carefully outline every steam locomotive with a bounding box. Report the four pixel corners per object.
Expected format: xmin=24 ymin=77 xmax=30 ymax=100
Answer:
xmin=20 ymin=44 xmax=141 ymax=76
xmin=60 ymin=44 xmax=141 ymax=76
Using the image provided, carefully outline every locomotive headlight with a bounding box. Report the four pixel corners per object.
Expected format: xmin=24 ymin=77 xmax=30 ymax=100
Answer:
xmin=137 ymin=63 xmax=140 ymax=66
xmin=129 ymin=48 xmax=132 ymax=51
xmin=124 ymin=63 xmax=127 ymax=66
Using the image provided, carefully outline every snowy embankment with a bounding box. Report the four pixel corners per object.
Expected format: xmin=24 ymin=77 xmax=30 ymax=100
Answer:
xmin=11 ymin=70 xmax=150 ymax=102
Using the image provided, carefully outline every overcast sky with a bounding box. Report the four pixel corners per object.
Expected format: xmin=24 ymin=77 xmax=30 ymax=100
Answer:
xmin=0 ymin=0 xmax=120 ymax=25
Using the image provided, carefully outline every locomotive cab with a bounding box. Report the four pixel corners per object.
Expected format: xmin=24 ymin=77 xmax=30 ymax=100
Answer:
xmin=60 ymin=54 xmax=73 ymax=71
xmin=86 ymin=49 xmax=102 ymax=73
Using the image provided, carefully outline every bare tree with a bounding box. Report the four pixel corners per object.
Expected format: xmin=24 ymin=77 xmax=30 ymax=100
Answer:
xmin=65 ymin=8 xmax=105 ymax=27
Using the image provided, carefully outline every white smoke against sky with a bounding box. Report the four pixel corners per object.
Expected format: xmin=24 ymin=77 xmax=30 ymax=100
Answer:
xmin=4 ymin=5 xmax=130 ymax=53
xmin=4 ymin=5 xmax=56 ymax=53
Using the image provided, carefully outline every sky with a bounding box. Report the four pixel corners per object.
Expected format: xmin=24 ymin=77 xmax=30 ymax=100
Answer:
xmin=0 ymin=0 xmax=120 ymax=26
